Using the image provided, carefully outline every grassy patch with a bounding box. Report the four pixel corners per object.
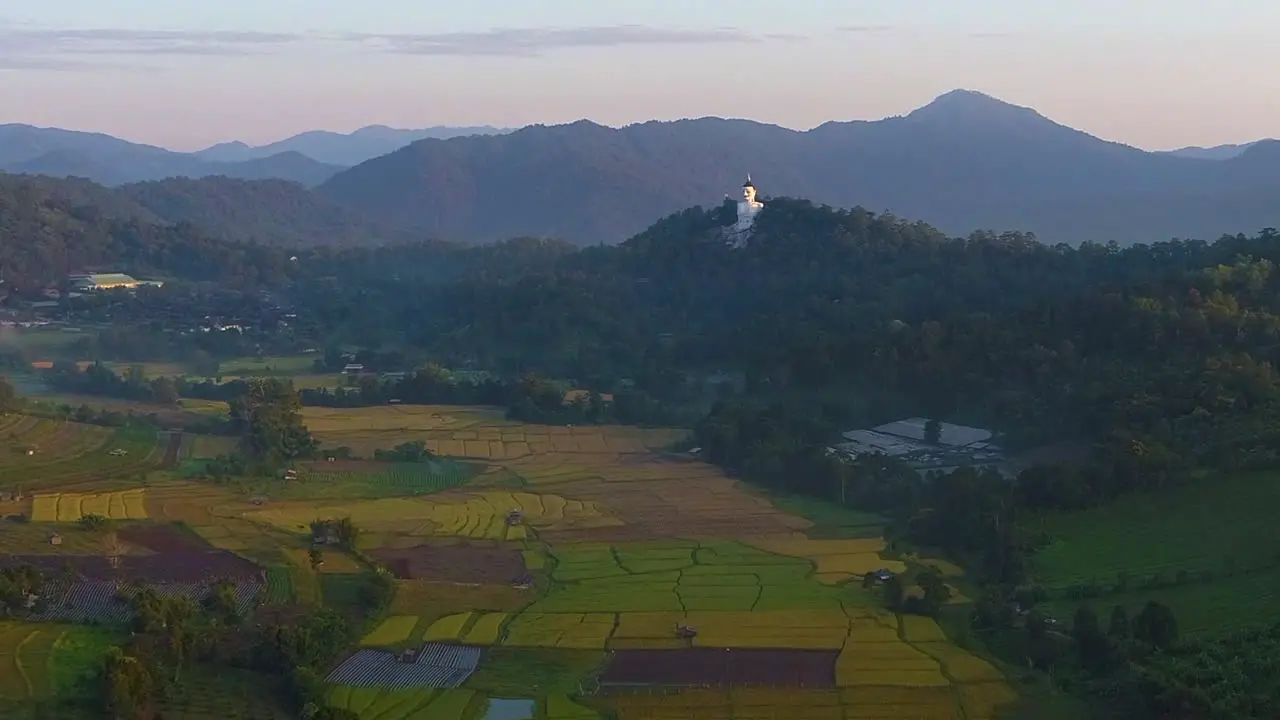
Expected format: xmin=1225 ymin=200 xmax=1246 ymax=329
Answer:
xmin=153 ymin=665 xmax=292 ymax=718
xmin=1027 ymin=471 xmax=1280 ymax=591
xmin=1041 ymin=567 xmax=1280 ymax=638
xmin=771 ymin=494 xmax=887 ymax=539
xmin=465 ymin=648 xmax=606 ymax=695
xmin=248 ymin=460 xmax=479 ymax=501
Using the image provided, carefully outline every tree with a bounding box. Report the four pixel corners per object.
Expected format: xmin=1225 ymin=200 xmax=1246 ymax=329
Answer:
xmin=924 ymin=418 xmax=942 ymax=445
xmin=333 ymin=517 xmax=359 ymax=550
xmin=1133 ymin=601 xmax=1179 ymax=649
xmin=103 ymin=647 xmax=154 ymax=720
xmin=1107 ymin=605 xmax=1130 ymax=639
xmin=1072 ymin=605 xmax=1113 ymax=674
xmin=0 ymin=376 xmax=16 ymax=414
xmin=881 ymin=574 xmax=905 ymax=610
xmin=916 ymin=568 xmax=952 ymax=616
xmin=229 ymin=378 xmax=316 ymax=463
xmin=203 ymin=578 xmax=241 ymax=625
xmin=151 ymin=376 xmax=179 ymax=406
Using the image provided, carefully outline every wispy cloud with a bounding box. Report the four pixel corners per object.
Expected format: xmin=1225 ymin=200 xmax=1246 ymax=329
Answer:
xmin=0 ymin=22 xmax=791 ymax=69
xmin=0 ymin=24 xmax=304 ymax=68
xmin=837 ymin=25 xmax=897 ymax=34
xmin=347 ymin=25 xmax=789 ymax=57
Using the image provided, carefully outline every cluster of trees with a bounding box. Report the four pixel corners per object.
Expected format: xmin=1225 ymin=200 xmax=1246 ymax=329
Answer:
xmin=0 ymin=564 xmax=43 ymax=617
xmin=228 ymin=378 xmax=316 ymax=464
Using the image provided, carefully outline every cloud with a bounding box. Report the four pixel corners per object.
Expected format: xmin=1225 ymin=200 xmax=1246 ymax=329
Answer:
xmin=0 ymin=25 xmax=304 ymax=67
xmin=967 ymin=31 xmax=1017 ymax=39
xmin=0 ymin=22 xmax=794 ymax=68
xmin=837 ymin=25 xmax=897 ymax=34
xmin=348 ymin=25 xmax=787 ymax=57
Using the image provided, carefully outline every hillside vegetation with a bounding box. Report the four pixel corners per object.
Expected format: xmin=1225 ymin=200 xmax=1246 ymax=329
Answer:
xmin=317 ymin=91 xmax=1280 ymax=244
xmin=5 ymin=179 xmax=1280 ymax=717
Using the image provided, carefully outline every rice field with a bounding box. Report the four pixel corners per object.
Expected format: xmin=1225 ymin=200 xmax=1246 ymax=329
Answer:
xmin=278 ymin=406 xmax=1016 ymax=719
xmin=0 ymin=420 xmax=161 ymax=492
xmin=242 ymin=489 xmax=621 ymax=544
xmin=301 ymin=404 xmax=682 ymax=460
xmin=30 ymin=489 xmax=148 ymax=522
xmin=259 ymin=460 xmax=478 ymax=501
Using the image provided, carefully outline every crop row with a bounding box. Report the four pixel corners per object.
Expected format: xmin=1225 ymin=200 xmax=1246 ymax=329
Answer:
xmin=325 ymin=644 xmax=480 ymax=690
xmin=33 ymin=580 xmax=262 ymax=624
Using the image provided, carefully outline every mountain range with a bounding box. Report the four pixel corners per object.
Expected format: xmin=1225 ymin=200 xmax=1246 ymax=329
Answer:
xmin=314 ymin=90 xmax=1280 ymax=245
xmin=1163 ymin=142 xmax=1260 ymax=160
xmin=0 ymin=124 xmax=508 ymax=187
xmin=192 ymin=125 xmax=509 ymax=166
xmin=4 ymin=91 xmax=1279 ymax=246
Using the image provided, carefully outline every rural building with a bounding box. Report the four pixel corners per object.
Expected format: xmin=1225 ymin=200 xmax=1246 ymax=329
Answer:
xmin=828 ymin=417 xmax=1007 ymax=476
xmin=562 ymin=389 xmax=614 ymax=405
xmin=68 ymin=273 xmax=163 ymax=291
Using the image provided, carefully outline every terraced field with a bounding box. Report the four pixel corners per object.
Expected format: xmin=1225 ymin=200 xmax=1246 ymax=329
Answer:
xmin=0 ymin=622 xmax=116 ymax=705
xmin=0 ymin=419 xmax=161 ymax=492
xmin=318 ymin=405 xmax=1018 ymax=719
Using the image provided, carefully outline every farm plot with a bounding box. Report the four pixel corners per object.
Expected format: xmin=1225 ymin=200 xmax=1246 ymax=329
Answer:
xmin=600 ymin=648 xmax=840 ymax=687
xmin=325 ymin=643 xmax=482 ymax=689
xmin=30 ymin=488 xmax=148 ymax=522
xmin=502 ymin=455 xmax=810 ymax=542
xmin=746 ymin=536 xmax=906 ymax=585
xmin=325 ymin=688 xmax=479 ymax=720
xmin=186 ymin=434 xmax=237 ymax=459
xmin=268 ymin=459 xmax=476 ymax=500
xmin=243 ymin=490 xmax=620 ymax=543
xmin=0 ymin=424 xmax=161 ymax=491
xmin=32 ymin=579 xmax=263 ymax=624
xmin=528 ymin=541 xmax=846 ymax=615
xmin=369 ymin=543 xmax=526 ymax=583
xmin=1 ymin=544 xmax=262 ymax=584
xmin=605 ymin=688 xmax=842 ymax=720
xmin=383 ymin=581 xmax=534 ymax=647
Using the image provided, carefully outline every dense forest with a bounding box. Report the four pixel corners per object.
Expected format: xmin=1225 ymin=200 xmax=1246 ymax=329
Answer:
xmin=6 ymin=174 xmax=1280 ymax=717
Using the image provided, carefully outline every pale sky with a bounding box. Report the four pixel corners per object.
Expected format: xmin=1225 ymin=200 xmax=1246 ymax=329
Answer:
xmin=1 ymin=0 xmax=1277 ymax=151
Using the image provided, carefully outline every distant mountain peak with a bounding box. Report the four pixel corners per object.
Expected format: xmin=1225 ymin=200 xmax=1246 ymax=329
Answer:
xmin=910 ymin=89 xmax=1037 ymax=119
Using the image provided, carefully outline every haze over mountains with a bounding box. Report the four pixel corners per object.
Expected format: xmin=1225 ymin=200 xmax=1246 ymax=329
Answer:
xmin=0 ymin=124 xmax=509 ymax=187
xmin=3 ymin=90 xmax=1278 ymax=246
xmin=315 ymin=90 xmax=1280 ymax=245
xmin=192 ymin=125 xmax=509 ymax=166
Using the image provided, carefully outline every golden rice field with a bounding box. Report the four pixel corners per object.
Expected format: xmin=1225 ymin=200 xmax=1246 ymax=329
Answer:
xmin=302 ymin=404 xmax=683 ymax=460
xmin=746 ymin=536 xmax=907 ymax=584
xmin=301 ymin=405 xmax=1018 ymax=719
xmin=30 ymin=489 xmax=148 ymax=522
xmin=6 ymin=404 xmax=1008 ymax=720
xmin=241 ymin=490 xmax=622 ymax=545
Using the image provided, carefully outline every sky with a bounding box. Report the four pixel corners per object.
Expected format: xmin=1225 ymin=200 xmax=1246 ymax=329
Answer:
xmin=2 ymin=1 xmax=1277 ymax=151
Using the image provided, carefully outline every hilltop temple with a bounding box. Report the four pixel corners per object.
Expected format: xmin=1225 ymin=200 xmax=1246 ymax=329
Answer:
xmin=735 ymin=174 xmax=764 ymax=232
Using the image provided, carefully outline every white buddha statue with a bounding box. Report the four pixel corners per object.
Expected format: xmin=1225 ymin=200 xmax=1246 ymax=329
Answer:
xmin=736 ymin=174 xmax=764 ymax=232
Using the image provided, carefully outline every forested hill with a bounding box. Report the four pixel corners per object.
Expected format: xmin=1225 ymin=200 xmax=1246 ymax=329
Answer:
xmin=317 ymin=90 xmax=1280 ymax=245
xmin=282 ymin=197 xmax=1280 ymax=469
xmin=0 ymin=172 xmax=575 ymax=292
xmin=0 ymin=173 xmax=412 ymax=255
